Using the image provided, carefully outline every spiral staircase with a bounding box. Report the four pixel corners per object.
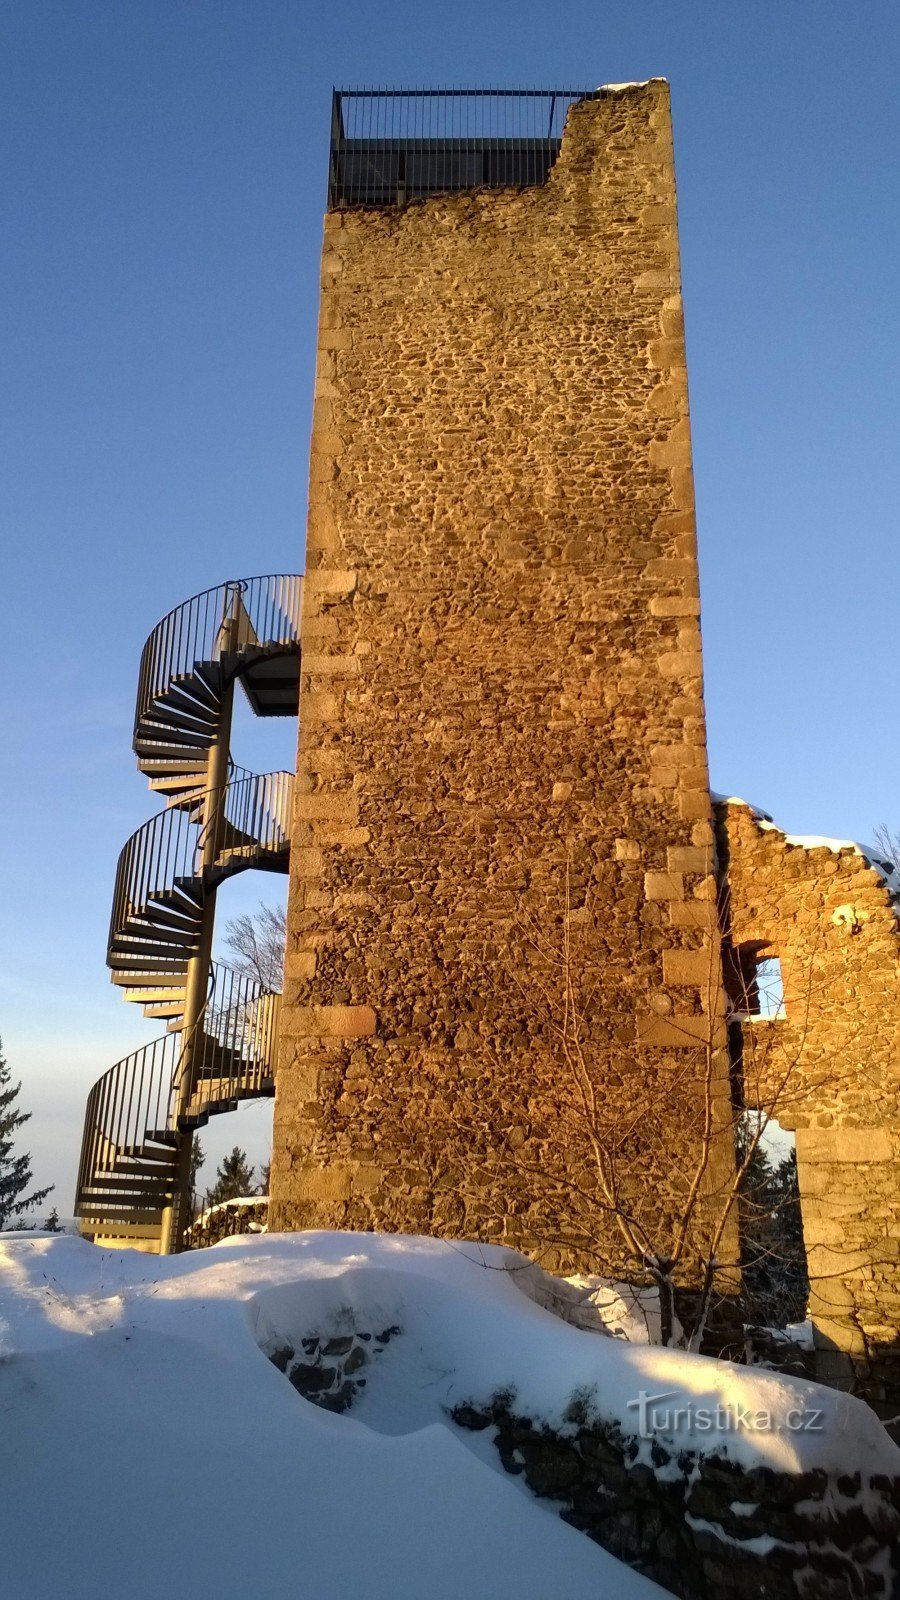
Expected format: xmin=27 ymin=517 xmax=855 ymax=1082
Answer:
xmin=75 ymin=576 xmax=302 ymax=1253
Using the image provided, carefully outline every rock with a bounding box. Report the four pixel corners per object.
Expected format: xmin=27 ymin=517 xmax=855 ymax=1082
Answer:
xmin=268 ymin=1345 xmax=294 ymax=1372
xmin=316 ymin=1381 xmax=355 ymax=1414
xmin=519 ymin=1440 xmax=582 ymax=1498
xmin=288 ymin=1362 xmax=335 ymax=1396
xmin=450 ymin=1404 xmax=492 ymax=1432
xmin=322 ymin=1335 xmax=354 ymax=1357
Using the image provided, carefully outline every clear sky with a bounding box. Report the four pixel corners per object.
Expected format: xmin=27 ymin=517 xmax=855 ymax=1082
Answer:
xmin=2 ymin=0 xmax=898 ymax=1208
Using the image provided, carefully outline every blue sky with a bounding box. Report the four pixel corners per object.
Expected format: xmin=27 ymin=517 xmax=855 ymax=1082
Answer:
xmin=2 ymin=0 xmax=898 ymax=1205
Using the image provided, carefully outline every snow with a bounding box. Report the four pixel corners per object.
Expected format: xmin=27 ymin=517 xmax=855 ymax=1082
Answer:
xmin=1 ymin=1231 xmax=896 ymax=1600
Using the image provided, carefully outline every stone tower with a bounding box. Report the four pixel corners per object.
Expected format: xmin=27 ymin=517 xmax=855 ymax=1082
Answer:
xmin=270 ymin=81 xmax=734 ymax=1280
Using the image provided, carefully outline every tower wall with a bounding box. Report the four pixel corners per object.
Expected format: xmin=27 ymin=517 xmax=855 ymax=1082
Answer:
xmin=271 ymin=82 xmax=732 ymax=1275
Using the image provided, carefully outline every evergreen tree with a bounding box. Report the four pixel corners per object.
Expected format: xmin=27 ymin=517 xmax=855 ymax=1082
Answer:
xmin=44 ymin=1206 xmax=62 ymax=1233
xmin=0 ymin=1040 xmax=53 ymax=1230
xmin=206 ymin=1146 xmax=255 ymax=1207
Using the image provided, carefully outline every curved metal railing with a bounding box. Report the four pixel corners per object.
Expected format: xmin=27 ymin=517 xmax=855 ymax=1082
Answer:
xmin=75 ymin=963 xmax=279 ymax=1226
xmin=135 ymin=574 xmax=303 ymax=739
xmin=212 ymin=768 xmax=293 ymax=857
xmin=108 ymin=769 xmax=293 ymax=964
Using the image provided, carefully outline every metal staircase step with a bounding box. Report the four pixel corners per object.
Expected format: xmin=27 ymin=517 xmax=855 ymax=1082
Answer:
xmin=117 ymin=904 xmax=198 ymax=934
xmin=93 ymin=1147 xmax=177 ymax=1172
xmin=185 ymin=662 xmax=223 ymax=697
xmin=135 ymin=726 xmax=216 ymax=754
xmin=146 ymin=693 xmax=219 ymax=726
xmin=79 ymin=1220 xmax=165 ymax=1242
xmin=109 ymin=979 xmax=188 ymax=999
xmin=80 ymin=1176 xmax=173 ymax=1200
xmin=241 ymin=654 xmax=300 ymax=717
xmin=168 ymin=669 xmax=221 ymax=703
xmin=121 ymin=1142 xmax=178 ymax=1164
xmin=108 ymin=951 xmax=188 ymax=973
xmin=143 ymin=714 xmax=217 ymax=745
xmin=171 ymin=876 xmax=204 ymax=902
xmin=147 ymin=766 xmax=209 ymax=784
xmin=144 ymin=1129 xmax=178 ymax=1148
xmin=75 ymin=1198 xmax=167 ymax=1222
xmin=111 ymin=926 xmax=198 ymax=952
xmin=78 ymin=1221 xmax=166 ymax=1242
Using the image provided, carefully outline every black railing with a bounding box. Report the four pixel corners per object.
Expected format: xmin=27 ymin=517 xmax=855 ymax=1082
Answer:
xmin=108 ymin=769 xmax=293 ymax=962
xmin=329 ymin=88 xmax=598 ymax=208
xmin=135 ymin=575 xmax=303 ymax=739
xmin=75 ymin=963 xmax=279 ymax=1223
xmin=215 ymin=769 xmax=293 ymax=861
xmin=183 ymin=1196 xmax=269 ymax=1251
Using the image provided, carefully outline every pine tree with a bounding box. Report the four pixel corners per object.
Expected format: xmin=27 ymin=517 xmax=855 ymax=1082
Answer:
xmin=44 ymin=1206 xmax=62 ymax=1233
xmin=0 ymin=1040 xmax=53 ymax=1230
xmin=206 ymin=1146 xmax=255 ymax=1207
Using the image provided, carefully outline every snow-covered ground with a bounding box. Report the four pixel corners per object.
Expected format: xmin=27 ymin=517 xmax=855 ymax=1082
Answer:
xmin=1 ymin=1230 xmax=896 ymax=1600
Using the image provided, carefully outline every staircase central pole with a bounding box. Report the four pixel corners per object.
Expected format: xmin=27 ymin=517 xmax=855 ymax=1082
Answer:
xmin=159 ymin=595 xmax=240 ymax=1254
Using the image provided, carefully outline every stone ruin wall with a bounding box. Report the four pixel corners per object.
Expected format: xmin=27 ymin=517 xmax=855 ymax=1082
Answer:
xmin=717 ymin=799 xmax=900 ymax=1409
xmin=270 ymin=82 xmax=737 ymax=1277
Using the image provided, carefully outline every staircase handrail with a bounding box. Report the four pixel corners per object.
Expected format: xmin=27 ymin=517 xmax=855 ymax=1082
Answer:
xmin=108 ymin=770 xmax=294 ymax=961
xmin=75 ymin=961 xmax=280 ymax=1219
xmin=134 ymin=573 xmax=303 ymax=741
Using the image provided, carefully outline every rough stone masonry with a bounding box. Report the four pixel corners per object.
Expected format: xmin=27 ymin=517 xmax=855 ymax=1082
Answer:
xmin=270 ymin=81 xmax=899 ymax=1407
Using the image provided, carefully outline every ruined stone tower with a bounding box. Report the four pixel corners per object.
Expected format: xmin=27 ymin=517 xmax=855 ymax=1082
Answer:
xmin=270 ymin=81 xmax=899 ymax=1406
xmin=271 ymin=81 xmax=733 ymax=1267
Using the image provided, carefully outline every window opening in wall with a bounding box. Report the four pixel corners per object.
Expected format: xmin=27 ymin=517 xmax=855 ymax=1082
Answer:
xmin=754 ymin=955 xmax=785 ymax=1019
xmin=727 ymin=944 xmax=786 ymax=1020
xmin=737 ymin=1114 xmax=809 ymax=1332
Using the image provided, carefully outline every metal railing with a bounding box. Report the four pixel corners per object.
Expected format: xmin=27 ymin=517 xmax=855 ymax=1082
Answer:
xmin=329 ymin=89 xmax=597 ymax=208
xmin=214 ymin=768 xmax=293 ymax=859
xmin=110 ymin=804 xmax=199 ymax=958
xmin=108 ymin=769 xmax=293 ymax=960
xmin=135 ymin=574 xmax=303 ymax=738
xmin=183 ymin=1196 xmax=269 ymax=1251
xmin=75 ymin=963 xmax=279 ymax=1221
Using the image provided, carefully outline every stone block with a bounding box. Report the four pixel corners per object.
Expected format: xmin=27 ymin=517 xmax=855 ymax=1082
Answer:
xmin=666 ymin=845 xmax=713 ymax=873
xmin=662 ymin=949 xmax=712 ymax=986
xmin=657 ymin=652 xmax=703 ymax=681
xmin=637 ymin=1015 xmax=712 ymax=1047
xmin=306 ymin=569 xmax=357 ymax=604
xmin=290 ymin=1165 xmax=352 ymax=1203
xmin=644 ymin=872 xmax=684 ymax=901
xmin=284 ymin=1006 xmax=377 ymax=1041
xmin=668 ymin=902 xmax=713 ymax=929
xmin=302 ymin=653 xmax=360 ymax=677
xmin=678 ymin=789 xmax=712 ymax=821
xmin=285 ymin=949 xmax=318 ymax=981
xmin=797 ymin=1127 xmax=894 ymax=1165
xmin=296 ymin=793 xmax=359 ymax=824
xmin=614 ymin=838 xmax=641 ymax=862
xmin=648 ymin=596 xmax=700 ymax=617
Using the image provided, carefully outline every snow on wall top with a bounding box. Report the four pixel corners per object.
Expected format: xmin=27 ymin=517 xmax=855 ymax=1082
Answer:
xmin=714 ymin=794 xmax=900 ymax=911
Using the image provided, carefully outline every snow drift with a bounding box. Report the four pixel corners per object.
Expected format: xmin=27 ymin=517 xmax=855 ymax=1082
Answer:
xmin=0 ymin=1230 xmax=896 ymax=1600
